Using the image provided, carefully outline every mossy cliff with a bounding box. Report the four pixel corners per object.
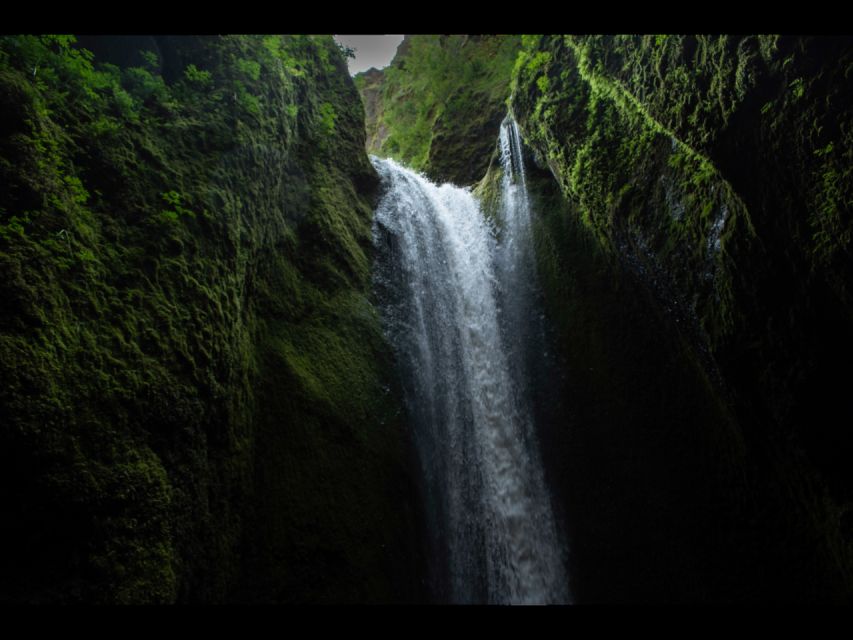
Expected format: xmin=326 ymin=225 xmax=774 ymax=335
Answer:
xmin=3 ymin=32 xmax=852 ymax=605
xmin=0 ymin=35 xmax=422 ymax=603
xmin=510 ymin=35 xmax=853 ymax=601
xmin=354 ymin=35 xmax=521 ymax=185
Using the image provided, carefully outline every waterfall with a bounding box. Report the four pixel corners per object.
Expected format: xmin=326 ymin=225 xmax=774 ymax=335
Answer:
xmin=371 ymin=117 xmax=569 ymax=605
xmin=494 ymin=117 xmax=541 ymax=406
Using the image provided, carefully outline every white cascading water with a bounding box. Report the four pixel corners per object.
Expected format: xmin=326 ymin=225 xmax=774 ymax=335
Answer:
xmin=372 ymin=116 xmax=569 ymax=604
xmin=494 ymin=117 xmax=540 ymax=401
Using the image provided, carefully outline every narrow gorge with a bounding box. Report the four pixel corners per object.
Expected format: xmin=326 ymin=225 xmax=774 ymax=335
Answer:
xmin=1 ymin=34 xmax=852 ymax=604
xmin=371 ymin=117 xmax=568 ymax=604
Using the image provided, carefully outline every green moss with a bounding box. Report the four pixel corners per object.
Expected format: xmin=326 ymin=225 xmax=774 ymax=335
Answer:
xmin=355 ymin=35 xmax=521 ymax=184
xmin=513 ymin=35 xmax=762 ymax=347
xmin=512 ymin=34 xmax=853 ymax=601
xmin=0 ymin=34 xmax=420 ymax=604
xmin=317 ymin=101 xmax=337 ymax=135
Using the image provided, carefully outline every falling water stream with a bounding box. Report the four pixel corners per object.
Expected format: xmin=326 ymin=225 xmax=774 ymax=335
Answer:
xmin=372 ymin=117 xmax=569 ymax=604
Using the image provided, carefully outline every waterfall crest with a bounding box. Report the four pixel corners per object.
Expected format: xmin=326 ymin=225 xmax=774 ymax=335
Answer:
xmin=372 ymin=118 xmax=569 ymax=604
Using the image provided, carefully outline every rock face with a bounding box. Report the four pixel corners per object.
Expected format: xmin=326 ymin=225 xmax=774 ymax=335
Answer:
xmin=354 ymin=35 xmax=521 ymax=185
xmin=357 ymin=67 xmax=389 ymax=153
xmin=511 ymin=35 xmax=853 ymax=602
xmin=3 ymin=33 xmax=852 ymax=605
xmin=0 ymin=35 xmax=423 ymax=603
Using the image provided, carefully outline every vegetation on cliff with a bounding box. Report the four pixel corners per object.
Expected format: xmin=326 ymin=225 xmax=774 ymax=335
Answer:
xmin=0 ymin=34 xmax=421 ymax=603
xmin=3 ymin=31 xmax=852 ymax=604
xmin=354 ymin=34 xmax=521 ymax=185
xmin=511 ymin=34 xmax=853 ymax=601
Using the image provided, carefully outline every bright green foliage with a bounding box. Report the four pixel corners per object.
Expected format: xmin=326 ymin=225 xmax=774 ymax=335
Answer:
xmin=236 ymin=58 xmax=261 ymax=81
xmin=184 ymin=63 xmax=211 ymax=86
xmin=318 ymin=101 xmax=337 ymax=135
xmin=140 ymin=50 xmax=158 ymax=70
xmin=235 ymin=82 xmax=262 ymax=116
xmin=158 ymin=190 xmax=196 ymax=223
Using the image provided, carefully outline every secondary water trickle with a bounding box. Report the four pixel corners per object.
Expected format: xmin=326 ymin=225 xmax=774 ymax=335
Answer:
xmin=372 ymin=117 xmax=569 ymax=604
